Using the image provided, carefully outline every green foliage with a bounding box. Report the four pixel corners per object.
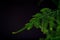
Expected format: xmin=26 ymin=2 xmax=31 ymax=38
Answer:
xmin=12 ymin=0 xmax=60 ymax=40
xmin=12 ymin=8 xmax=60 ymax=39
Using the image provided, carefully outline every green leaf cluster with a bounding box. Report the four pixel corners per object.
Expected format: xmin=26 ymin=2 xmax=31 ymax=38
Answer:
xmin=12 ymin=0 xmax=60 ymax=40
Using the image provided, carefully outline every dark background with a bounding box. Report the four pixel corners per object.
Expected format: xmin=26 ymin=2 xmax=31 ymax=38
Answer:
xmin=1 ymin=0 xmax=57 ymax=40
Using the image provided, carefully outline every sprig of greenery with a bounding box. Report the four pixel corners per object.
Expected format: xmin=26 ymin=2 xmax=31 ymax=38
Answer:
xmin=12 ymin=7 xmax=60 ymax=39
xmin=12 ymin=0 xmax=60 ymax=40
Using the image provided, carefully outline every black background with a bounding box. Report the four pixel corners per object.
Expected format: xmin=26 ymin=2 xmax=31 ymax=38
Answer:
xmin=1 ymin=0 xmax=57 ymax=40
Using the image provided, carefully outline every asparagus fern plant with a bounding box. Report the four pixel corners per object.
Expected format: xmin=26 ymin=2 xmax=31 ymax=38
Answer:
xmin=12 ymin=0 xmax=60 ymax=40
